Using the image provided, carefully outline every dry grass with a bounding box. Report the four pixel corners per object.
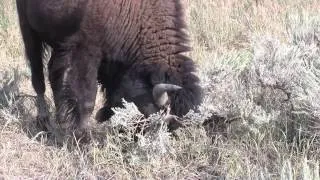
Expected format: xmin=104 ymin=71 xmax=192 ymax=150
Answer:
xmin=1 ymin=0 xmax=320 ymax=179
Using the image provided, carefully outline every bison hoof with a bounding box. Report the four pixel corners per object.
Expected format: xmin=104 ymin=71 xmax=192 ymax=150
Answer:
xmin=55 ymin=127 xmax=91 ymax=145
xmin=95 ymin=107 xmax=114 ymax=123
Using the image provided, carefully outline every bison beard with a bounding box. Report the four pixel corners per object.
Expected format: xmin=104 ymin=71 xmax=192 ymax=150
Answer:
xmin=16 ymin=0 xmax=202 ymax=138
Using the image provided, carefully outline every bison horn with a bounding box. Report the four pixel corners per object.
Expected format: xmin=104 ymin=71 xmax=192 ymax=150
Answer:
xmin=152 ymin=83 xmax=182 ymax=107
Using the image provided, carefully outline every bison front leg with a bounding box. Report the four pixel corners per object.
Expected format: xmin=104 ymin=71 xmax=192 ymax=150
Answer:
xmin=49 ymin=45 xmax=101 ymax=139
xmin=15 ymin=3 xmax=50 ymax=130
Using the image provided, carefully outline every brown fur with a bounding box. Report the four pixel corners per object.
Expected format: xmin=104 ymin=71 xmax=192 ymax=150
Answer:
xmin=16 ymin=0 xmax=202 ymax=134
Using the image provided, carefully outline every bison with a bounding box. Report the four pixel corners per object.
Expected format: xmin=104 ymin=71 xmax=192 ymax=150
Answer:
xmin=16 ymin=0 xmax=202 ymax=137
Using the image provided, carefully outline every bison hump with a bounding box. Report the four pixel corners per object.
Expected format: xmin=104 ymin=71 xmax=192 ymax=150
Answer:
xmin=26 ymin=0 xmax=86 ymax=38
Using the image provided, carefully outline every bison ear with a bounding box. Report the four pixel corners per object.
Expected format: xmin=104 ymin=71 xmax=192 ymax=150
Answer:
xmin=152 ymin=83 xmax=182 ymax=107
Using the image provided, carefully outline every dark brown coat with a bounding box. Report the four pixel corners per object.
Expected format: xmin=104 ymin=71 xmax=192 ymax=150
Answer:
xmin=16 ymin=0 xmax=202 ymax=134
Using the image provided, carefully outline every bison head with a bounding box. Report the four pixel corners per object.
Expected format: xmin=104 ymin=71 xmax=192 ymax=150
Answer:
xmin=95 ymin=73 xmax=183 ymax=122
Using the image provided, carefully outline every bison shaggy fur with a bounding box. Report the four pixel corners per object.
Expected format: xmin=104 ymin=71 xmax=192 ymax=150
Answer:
xmin=16 ymin=0 xmax=202 ymax=136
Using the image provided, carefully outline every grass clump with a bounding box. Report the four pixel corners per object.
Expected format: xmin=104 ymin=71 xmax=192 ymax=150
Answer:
xmin=1 ymin=0 xmax=320 ymax=179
